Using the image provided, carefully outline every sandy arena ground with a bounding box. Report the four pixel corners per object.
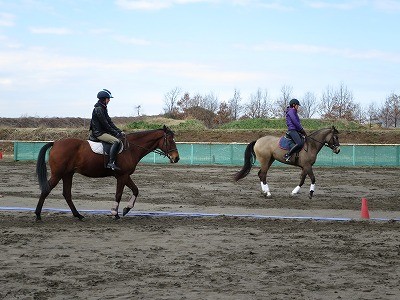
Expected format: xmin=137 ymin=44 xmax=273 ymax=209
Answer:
xmin=0 ymin=159 xmax=399 ymax=299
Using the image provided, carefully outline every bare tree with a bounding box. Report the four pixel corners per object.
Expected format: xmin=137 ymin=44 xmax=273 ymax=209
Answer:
xmin=319 ymin=85 xmax=336 ymax=118
xmin=135 ymin=105 xmax=141 ymax=116
xmin=163 ymin=87 xmax=181 ymax=117
xmin=320 ymin=83 xmax=356 ymax=120
xmin=202 ymin=92 xmax=219 ymax=113
xmin=353 ymin=103 xmax=366 ymax=124
xmin=367 ymin=102 xmax=380 ymax=127
xmin=228 ymin=88 xmax=242 ymax=120
xmin=177 ymin=92 xmax=192 ymax=115
xmin=378 ymin=93 xmax=400 ymax=128
xmin=299 ymin=91 xmax=318 ymax=118
xmin=273 ymin=85 xmax=293 ymax=118
xmin=244 ymin=88 xmax=270 ymax=118
xmin=215 ymin=101 xmax=231 ymax=125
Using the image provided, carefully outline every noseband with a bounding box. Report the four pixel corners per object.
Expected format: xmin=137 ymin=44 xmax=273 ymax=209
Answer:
xmin=156 ymin=131 xmax=178 ymax=158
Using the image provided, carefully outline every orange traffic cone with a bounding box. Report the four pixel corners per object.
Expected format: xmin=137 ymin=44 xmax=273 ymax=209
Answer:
xmin=361 ymin=198 xmax=370 ymax=219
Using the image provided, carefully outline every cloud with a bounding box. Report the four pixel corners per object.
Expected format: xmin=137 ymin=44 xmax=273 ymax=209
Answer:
xmin=29 ymin=27 xmax=73 ymax=35
xmin=304 ymin=0 xmax=400 ymax=12
xmin=0 ymin=12 xmax=15 ymax=27
xmin=304 ymin=1 xmax=364 ymax=10
xmin=113 ymin=35 xmax=151 ymax=46
xmin=373 ymin=0 xmax=400 ymax=12
xmin=237 ymin=41 xmax=400 ymax=63
xmin=115 ymin=0 xmax=219 ymax=10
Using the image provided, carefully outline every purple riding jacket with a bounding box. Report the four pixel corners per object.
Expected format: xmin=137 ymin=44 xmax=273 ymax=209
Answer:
xmin=286 ymin=107 xmax=304 ymax=131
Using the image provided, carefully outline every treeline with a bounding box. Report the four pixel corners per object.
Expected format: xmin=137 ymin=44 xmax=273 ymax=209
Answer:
xmin=163 ymin=83 xmax=400 ymax=128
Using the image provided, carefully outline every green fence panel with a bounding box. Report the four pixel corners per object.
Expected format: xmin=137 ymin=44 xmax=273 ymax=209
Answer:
xmin=13 ymin=141 xmax=400 ymax=167
xmin=14 ymin=141 xmax=50 ymax=161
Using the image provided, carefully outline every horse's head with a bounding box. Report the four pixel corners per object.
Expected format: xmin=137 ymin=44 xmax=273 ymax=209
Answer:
xmin=326 ymin=126 xmax=340 ymax=154
xmin=158 ymin=125 xmax=180 ymax=163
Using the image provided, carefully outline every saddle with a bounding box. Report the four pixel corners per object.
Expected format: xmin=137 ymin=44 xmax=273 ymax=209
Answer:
xmin=87 ymin=135 xmax=123 ymax=155
xmin=278 ymin=132 xmax=305 ymax=152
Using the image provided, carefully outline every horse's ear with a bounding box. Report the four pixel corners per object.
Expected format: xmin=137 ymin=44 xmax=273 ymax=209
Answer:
xmin=332 ymin=125 xmax=339 ymax=134
xmin=163 ymin=125 xmax=167 ymax=131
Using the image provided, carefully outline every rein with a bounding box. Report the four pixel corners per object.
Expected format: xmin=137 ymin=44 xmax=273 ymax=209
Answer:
xmin=306 ymin=130 xmax=339 ymax=150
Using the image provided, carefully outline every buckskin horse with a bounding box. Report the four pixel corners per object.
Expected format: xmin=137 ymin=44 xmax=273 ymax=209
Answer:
xmin=36 ymin=125 xmax=179 ymax=220
xmin=234 ymin=126 xmax=340 ymax=198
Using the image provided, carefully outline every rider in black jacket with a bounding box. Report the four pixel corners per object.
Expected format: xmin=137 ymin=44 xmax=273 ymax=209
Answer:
xmin=89 ymin=89 xmax=124 ymax=170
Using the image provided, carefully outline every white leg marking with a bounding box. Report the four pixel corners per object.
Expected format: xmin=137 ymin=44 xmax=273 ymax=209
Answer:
xmin=291 ymin=185 xmax=301 ymax=195
xmin=111 ymin=201 xmax=119 ymax=216
xmin=310 ymin=183 xmax=315 ymax=192
xmin=127 ymin=195 xmax=137 ymax=209
xmin=260 ymin=182 xmax=272 ymax=197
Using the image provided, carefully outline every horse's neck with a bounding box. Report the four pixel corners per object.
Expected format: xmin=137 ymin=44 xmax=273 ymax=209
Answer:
xmin=307 ymin=129 xmax=330 ymax=153
xmin=128 ymin=131 xmax=163 ymax=155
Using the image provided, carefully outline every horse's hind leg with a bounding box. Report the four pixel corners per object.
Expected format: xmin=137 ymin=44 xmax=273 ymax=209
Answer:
xmin=35 ymin=176 xmax=61 ymax=221
xmin=258 ymin=159 xmax=273 ymax=197
xmin=62 ymin=173 xmax=84 ymax=220
xmin=122 ymin=176 xmax=139 ymax=216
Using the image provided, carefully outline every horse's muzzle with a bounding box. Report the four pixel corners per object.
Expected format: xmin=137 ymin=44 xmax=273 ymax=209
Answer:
xmin=333 ymin=146 xmax=340 ymax=154
xmin=168 ymin=152 xmax=180 ymax=163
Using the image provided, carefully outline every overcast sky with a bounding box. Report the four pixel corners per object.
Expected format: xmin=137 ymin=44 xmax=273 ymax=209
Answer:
xmin=0 ymin=0 xmax=399 ymax=118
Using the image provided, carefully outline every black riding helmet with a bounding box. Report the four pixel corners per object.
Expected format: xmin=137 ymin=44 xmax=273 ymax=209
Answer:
xmin=289 ymin=98 xmax=300 ymax=107
xmin=97 ymin=89 xmax=113 ymax=99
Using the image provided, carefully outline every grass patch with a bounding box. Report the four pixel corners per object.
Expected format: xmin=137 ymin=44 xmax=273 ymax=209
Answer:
xmin=126 ymin=119 xmax=206 ymax=131
xmin=218 ymin=118 xmax=365 ymax=131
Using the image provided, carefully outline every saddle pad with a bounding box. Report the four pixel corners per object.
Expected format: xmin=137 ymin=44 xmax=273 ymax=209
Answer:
xmin=87 ymin=141 xmax=123 ymax=155
xmin=278 ymin=136 xmax=294 ymax=151
xmin=88 ymin=140 xmax=104 ymax=154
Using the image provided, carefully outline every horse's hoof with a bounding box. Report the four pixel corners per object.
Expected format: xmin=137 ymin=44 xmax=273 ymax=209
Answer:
xmin=261 ymin=192 xmax=271 ymax=198
xmin=123 ymin=207 xmax=131 ymax=216
xmin=309 ymin=191 xmax=314 ymax=199
xmin=290 ymin=193 xmax=299 ymax=197
xmin=76 ymin=214 xmax=85 ymax=221
xmin=114 ymin=214 xmax=120 ymax=220
xmin=35 ymin=216 xmax=42 ymax=222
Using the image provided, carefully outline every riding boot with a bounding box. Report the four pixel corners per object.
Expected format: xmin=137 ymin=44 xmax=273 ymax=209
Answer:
xmin=284 ymin=145 xmax=298 ymax=161
xmin=106 ymin=141 xmax=121 ymax=170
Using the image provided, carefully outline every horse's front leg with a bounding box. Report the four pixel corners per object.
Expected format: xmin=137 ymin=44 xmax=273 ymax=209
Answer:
xmin=122 ymin=176 xmax=139 ymax=216
xmin=291 ymin=168 xmax=308 ymax=196
xmin=307 ymin=168 xmax=316 ymax=199
xmin=111 ymin=177 xmax=126 ymax=219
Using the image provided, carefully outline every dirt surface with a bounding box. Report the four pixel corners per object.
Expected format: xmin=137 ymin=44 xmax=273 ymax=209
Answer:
xmin=0 ymin=160 xmax=400 ymax=299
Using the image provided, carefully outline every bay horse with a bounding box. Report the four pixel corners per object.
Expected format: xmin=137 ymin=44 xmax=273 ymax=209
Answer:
xmin=36 ymin=125 xmax=179 ymax=220
xmin=234 ymin=126 xmax=340 ymax=198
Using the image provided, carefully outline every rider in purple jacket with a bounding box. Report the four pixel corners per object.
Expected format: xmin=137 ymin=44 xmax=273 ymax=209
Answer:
xmin=284 ymin=99 xmax=307 ymax=161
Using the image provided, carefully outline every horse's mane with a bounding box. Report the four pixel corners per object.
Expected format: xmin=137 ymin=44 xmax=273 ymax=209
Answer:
xmin=309 ymin=126 xmax=338 ymax=136
xmin=126 ymin=126 xmax=173 ymax=137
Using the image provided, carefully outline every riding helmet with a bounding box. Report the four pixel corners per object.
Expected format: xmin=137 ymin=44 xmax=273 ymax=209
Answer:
xmin=289 ymin=98 xmax=300 ymax=107
xmin=97 ymin=89 xmax=114 ymax=99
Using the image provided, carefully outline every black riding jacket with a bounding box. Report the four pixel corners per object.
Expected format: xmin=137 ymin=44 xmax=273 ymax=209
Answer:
xmin=89 ymin=102 xmax=121 ymax=138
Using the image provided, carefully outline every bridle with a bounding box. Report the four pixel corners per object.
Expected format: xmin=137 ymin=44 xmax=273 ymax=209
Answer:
xmin=306 ymin=130 xmax=340 ymax=151
xmin=154 ymin=130 xmax=178 ymax=158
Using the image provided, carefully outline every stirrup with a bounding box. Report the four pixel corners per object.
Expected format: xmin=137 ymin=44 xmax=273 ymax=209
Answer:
xmin=106 ymin=162 xmax=120 ymax=170
xmin=284 ymin=154 xmax=291 ymax=162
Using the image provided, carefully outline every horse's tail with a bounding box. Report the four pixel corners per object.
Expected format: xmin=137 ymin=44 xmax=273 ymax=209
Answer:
xmin=36 ymin=142 xmax=53 ymax=194
xmin=234 ymin=140 xmax=257 ymax=181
